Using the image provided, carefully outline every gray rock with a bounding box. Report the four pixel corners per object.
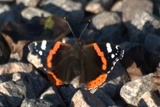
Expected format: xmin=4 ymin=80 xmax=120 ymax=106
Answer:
xmin=16 ymin=0 xmax=40 ymax=7
xmin=122 ymin=0 xmax=153 ymax=22
xmin=111 ymin=0 xmax=123 ymax=12
xmin=138 ymin=91 xmax=160 ymax=107
xmin=120 ymin=73 xmax=157 ymax=106
xmin=0 ymin=80 xmax=27 ymax=107
xmin=21 ymin=7 xmax=51 ymax=20
xmin=126 ymin=11 xmax=160 ymax=43
xmin=91 ymin=11 xmax=124 ymax=43
xmin=40 ymin=86 xmax=66 ymax=107
xmin=21 ymin=98 xmax=53 ymax=107
xmin=85 ymin=0 xmax=103 ymax=13
xmin=70 ymin=89 xmax=106 ymax=107
xmin=39 ymin=0 xmax=84 ymax=20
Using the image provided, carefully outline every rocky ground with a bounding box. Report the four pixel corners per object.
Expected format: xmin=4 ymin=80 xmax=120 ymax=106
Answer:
xmin=0 ymin=0 xmax=160 ymax=107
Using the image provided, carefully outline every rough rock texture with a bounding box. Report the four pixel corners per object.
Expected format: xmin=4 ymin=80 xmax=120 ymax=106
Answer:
xmin=120 ymin=73 xmax=157 ymax=106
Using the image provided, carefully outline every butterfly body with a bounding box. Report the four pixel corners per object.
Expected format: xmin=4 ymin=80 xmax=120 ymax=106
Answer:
xmin=27 ymin=39 xmax=124 ymax=89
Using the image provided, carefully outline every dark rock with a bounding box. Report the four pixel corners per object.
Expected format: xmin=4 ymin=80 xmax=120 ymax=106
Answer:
xmin=145 ymin=33 xmax=160 ymax=53
xmin=70 ymin=89 xmax=106 ymax=107
xmin=100 ymin=0 xmax=114 ymax=10
xmin=40 ymin=86 xmax=66 ymax=107
xmin=120 ymin=73 xmax=157 ymax=106
xmin=21 ymin=98 xmax=53 ymax=107
xmin=0 ymin=34 xmax=11 ymax=64
xmin=94 ymin=89 xmax=117 ymax=106
xmin=91 ymin=11 xmax=124 ymax=43
xmin=0 ymin=93 xmax=8 ymax=107
xmin=153 ymin=0 xmax=160 ymax=17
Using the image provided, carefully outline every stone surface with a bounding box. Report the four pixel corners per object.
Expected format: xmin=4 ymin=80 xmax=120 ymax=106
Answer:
xmin=138 ymin=91 xmax=160 ymax=107
xmin=122 ymin=0 xmax=153 ymax=22
xmin=85 ymin=0 xmax=103 ymax=13
xmin=91 ymin=11 xmax=124 ymax=43
xmin=70 ymin=89 xmax=106 ymax=107
xmin=40 ymin=86 xmax=66 ymax=107
xmin=16 ymin=0 xmax=40 ymax=7
xmin=120 ymin=73 xmax=157 ymax=106
xmin=21 ymin=7 xmax=51 ymax=20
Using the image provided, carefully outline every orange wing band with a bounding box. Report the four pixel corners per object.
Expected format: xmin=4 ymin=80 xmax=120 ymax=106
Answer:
xmin=86 ymin=74 xmax=107 ymax=89
xmin=47 ymin=42 xmax=61 ymax=68
xmin=47 ymin=71 xmax=63 ymax=86
xmin=93 ymin=43 xmax=107 ymax=70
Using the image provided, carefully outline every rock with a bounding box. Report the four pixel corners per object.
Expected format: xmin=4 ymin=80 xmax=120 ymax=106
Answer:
xmin=145 ymin=33 xmax=160 ymax=53
xmin=0 ymin=93 xmax=8 ymax=107
xmin=21 ymin=98 xmax=53 ymax=107
xmin=0 ymin=34 xmax=11 ymax=64
xmin=138 ymin=91 xmax=160 ymax=107
xmin=16 ymin=0 xmax=40 ymax=7
xmin=100 ymin=0 xmax=114 ymax=10
xmin=153 ymin=0 xmax=160 ymax=17
xmin=94 ymin=89 xmax=117 ymax=106
xmin=0 ymin=80 xmax=27 ymax=107
xmin=0 ymin=62 xmax=33 ymax=75
xmin=85 ymin=0 xmax=103 ymax=14
xmin=21 ymin=7 xmax=51 ymax=20
xmin=70 ymin=89 xmax=106 ymax=107
xmin=91 ymin=11 xmax=124 ymax=43
xmin=39 ymin=0 xmax=84 ymax=20
xmin=120 ymin=73 xmax=157 ymax=106
xmin=111 ymin=0 xmax=123 ymax=12
xmin=0 ymin=4 xmax=15 ymax=28
xmin=40 ymin=86 xmax=66 ymax=107
xmin=122 ymin=0 xmax=153 ymax=22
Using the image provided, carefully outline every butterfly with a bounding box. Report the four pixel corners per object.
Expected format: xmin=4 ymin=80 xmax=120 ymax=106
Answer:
xmin=27 ymin=39 xmax=124 ymax=90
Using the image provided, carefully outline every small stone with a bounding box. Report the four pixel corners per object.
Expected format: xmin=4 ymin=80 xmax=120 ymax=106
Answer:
xmin=91 ymin=11 xmax=124 ymax=43
xmin=85 ymin=0 xmax=103 ymax=13
xmin=122 ymin=0 xmax=153 ymax=22
xmin=70 ymin=89 xmax=106 ymax=107
xmin=40 ymin=0 xmax=84 ymax=20
xmin=111 ymin=0 xmax=123 ymax=12
xmin=138 ymin=91 xmax=160 ymax=107
xmin=120 ymin=73 xmax=157 ymax=106
xmin=40 ymin=86 xmax=66 ymax=107
xmin=100 ymin=0 xmax=114 ymax=10
xmin=16 ymin=0 xmax=40 ymax=7
xmin=21 ymin=98 xmax=53 ymax=107
xmin=21 ymin=7 xmax=51 ymax=20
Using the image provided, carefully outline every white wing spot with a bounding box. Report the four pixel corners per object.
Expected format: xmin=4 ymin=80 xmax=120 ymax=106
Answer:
xmin=106 ymin=43 xmax=112 ymax=53
xmin=116 ymin=45 xmax=119 ymax=49
xmin=39 ymin=51 xmax=43 ymax=56
xmin=111 ymin=54 xmax=115 ymax=58
xmin=41 ymin=40 xmax=47 ymax=50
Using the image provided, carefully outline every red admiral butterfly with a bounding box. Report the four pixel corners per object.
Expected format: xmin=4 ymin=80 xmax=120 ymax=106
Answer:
xmin=27 ymin=39 xmax=124 ymax=89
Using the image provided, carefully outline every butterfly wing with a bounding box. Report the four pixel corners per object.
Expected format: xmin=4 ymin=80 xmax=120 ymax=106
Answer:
xmin=27 ymin=40 xmax=79 ymax=86
xmin=81 ymin=43 xmax=124 ymax=89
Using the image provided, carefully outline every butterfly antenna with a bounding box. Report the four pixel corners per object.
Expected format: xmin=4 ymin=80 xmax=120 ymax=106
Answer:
xmin=78 ymin=20 xmax=90 ymax=41
xmin=64 ymin=17 xmax=76 ymax=38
